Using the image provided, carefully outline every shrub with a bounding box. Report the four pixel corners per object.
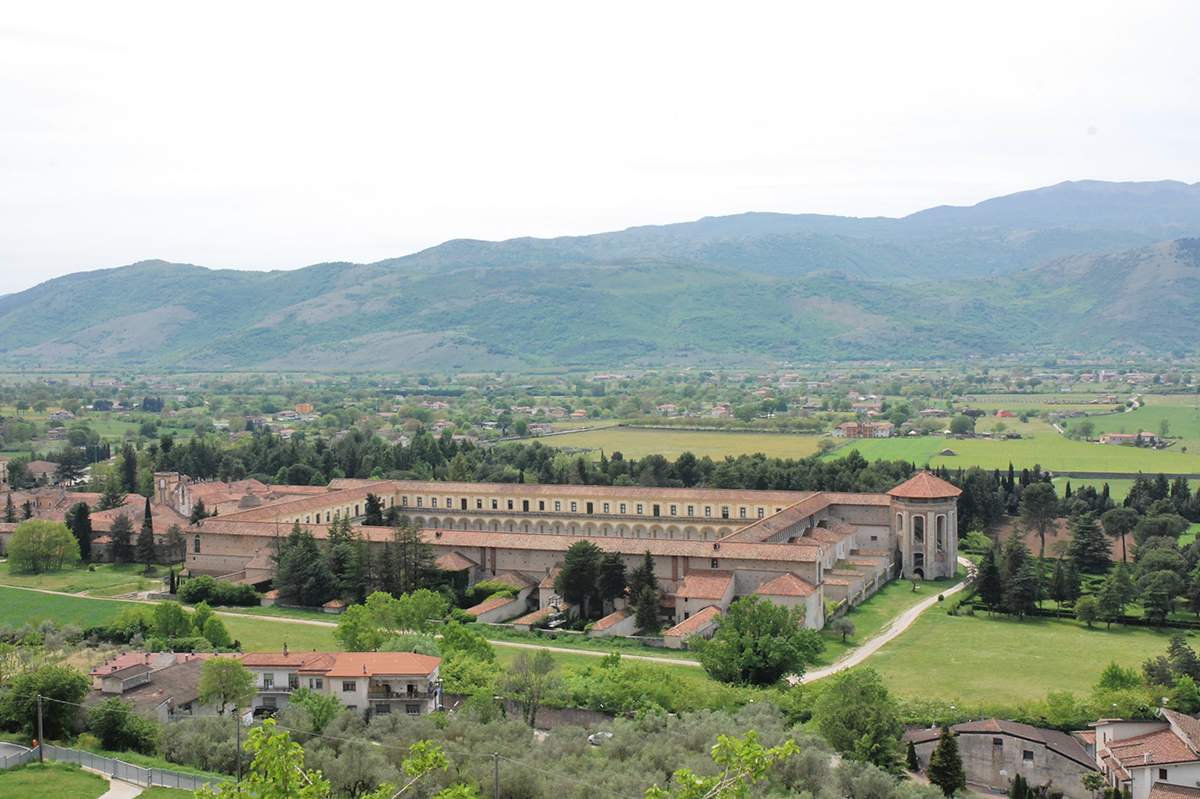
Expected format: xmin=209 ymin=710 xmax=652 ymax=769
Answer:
xmin=178 ymin=575 xmax=260 ymax=606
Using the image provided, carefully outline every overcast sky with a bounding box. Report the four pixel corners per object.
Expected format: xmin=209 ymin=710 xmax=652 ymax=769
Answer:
xmin=2 ymin=2 xmax=1198 ymax=294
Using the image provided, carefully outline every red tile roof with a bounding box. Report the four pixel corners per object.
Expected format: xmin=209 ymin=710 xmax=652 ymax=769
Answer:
xmin=591 ymin=608 xmax=633 ymax=631
xmin=676 ymin=570 xmax=733 ymax=600
xmin=240 ymin=652 xmax=337 ymax=671
xmin=664 ymin=605 xmax=721 ymax=637
xmin=756 ymin=572 xmax=816 ymax=597
xmin=435 ymin=552 xmax=476 ymax=571
xmin=325 ymin=652 xmax=440 ymax=678
xmin=465 ymin=595 xmax=520 ymax=616
xmin=1108 ymin=728 xmax=1199 ymax=768
xmin=1149 ymin=784 xmax=1200 ymax=799
xmin=887 ymin=472 xmax=962 ymax=499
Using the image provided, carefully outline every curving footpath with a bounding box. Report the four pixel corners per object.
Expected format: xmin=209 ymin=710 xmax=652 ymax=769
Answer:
xmin=797 ymin=556 xmax=974 ymax=684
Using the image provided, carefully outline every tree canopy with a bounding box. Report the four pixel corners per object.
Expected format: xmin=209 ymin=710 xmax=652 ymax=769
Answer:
xmin=697 ymin=595 xmax=824 ymax=686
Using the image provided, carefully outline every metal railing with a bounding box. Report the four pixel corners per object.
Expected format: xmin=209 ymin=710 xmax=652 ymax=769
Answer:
xmin=0 ymin=743 xmax=232 ymax=793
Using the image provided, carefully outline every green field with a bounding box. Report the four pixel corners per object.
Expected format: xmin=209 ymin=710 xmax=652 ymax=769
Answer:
xmin=0 ymin=562 xmax=180 ymax=597
xmin=1088 ymin=401 xmax=1200 ymax=453
xmin=546 ymin=427 xmax=823 ymax=460
xmin=0 ymin=762 xmax=108 ymax=799
xmin=826 ymin=434 xmax=1200 ymax=473
xmin=867 ymin=609 xmax=1176 ymax=705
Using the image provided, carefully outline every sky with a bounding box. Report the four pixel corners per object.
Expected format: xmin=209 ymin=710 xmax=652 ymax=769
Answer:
xmin=2 ymin=2 xmax=1199 ymax=294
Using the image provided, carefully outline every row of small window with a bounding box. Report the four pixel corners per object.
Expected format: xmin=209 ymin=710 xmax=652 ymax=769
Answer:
xmin=400 ymin=495 xmax=776 ymax=519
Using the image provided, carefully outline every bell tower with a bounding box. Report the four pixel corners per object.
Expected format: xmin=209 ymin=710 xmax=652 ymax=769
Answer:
xmin=887 ymin=472 xmax=962 ymax=580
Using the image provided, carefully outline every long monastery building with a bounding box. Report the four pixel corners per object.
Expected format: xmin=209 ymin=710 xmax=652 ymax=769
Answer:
xmin=174 ymin=471 xmax=961 ymax=630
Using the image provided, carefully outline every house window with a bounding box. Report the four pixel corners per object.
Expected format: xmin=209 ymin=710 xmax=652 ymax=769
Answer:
xmin=1159 ymin=769 xmax=1168 ymax=781
xmin=492 ymin=499 xmax=498 ymax=509
xmin=406 ymin=704 xmax=420 ymax=716
xmin=431 ymin=498 xmax=437 ymax=507
xmin=342 ymin=681 xmax=357 ymax=692
xmin=571 ymin=502 xmax=577 ymax=512
xmin=305 ymin=516 xmax=310 ymax=523
xmin=740 ymin=508 xmax=746 ymax=518
xmin=193 ymin=535 xmax=200 ymax=553
xmin=417 ymin=497 xmax=423 ymax=507
xmin=586 ymin=502 xmax=593 ymax=515
xmin=721 ymin=507 xmax=729 ymax=519
xmin=476 ymin=499 xmax=483 ymax=509
xmin=554 ymin=501 xmax=560 ymax=511
xmin=446 ymin=498 xmax=452 ymax=509
xmin=992 ymin=738 xmax=1003 ymax=747
xmin=263 ymin=673 xmax=275 ymax=689
xmin=757 ymin=508 xmax=764 ymax=519
xmin=309 ymin=678 xmax=325 ymax=689
xmin=315 ymin=678 xmax=323 ymax=690
xmin=687 ymin=505 xmax=694 ymax=516
xmin=620 ymin=504 xmax=627 ymax=514
xmin=637 ymin=504 xmax=643 ymax=514
xmin=913 ymin=515 xmax=925 ymax=545
xmin=705 ymin=506 xmax=712 ymax=517
xmin=403 ymin=496 xmax=409 ymax=506
xmin=870 ymin=535 xmax=878 ymax=541
xmin=376 ymin=704 xmax=391 ymax=715
xmin=670 ymin=505 xmax=677 ymax=516
xmin=461 ymin=498 xmax=467 ymax=510
xmin=711 ymin=558 xmax=719 ymax=568
xmin=604 ymin=503 xmax=610 ymax=513
xmin=263 ymin=696 xmax=276 ymax=708
xmin=326 ymin=511 xmax=331 ymax=522
xmin=507 ymin=500 xmax=513 ymax=510
xmin=522 ymin=500 xmax=529 ymax=512
xmin=1022 ymin=750 xmax=1033 ymax=763
xmin=652 ymin=505 xmax=660 ymax=517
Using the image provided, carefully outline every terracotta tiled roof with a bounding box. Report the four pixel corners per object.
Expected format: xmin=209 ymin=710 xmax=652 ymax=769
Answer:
xmin=903 ymin=727 xmax=943 ymax=745
xmin=1108 ymin=728 xmax=1199 ymax=768
xmin=240 ymin=652 xmax=337 ymax=671
xmin=492 ymin=571 xmax=537 ymax=589
xmin=511 ymin=606 xmax=565 ymax=626
xmin=325 ymin=652 xmax=440 ymax=678
xmin=718 ymin=495 xmax=829 ymax=543
xmin=823 ymin=577 xmax=852 ymax=586
xmin=756 ymin=572 xmax=816 ymax=598
xmin=539 ymin=568 xmax=560 ymax=590
xmin=436 ymin=552 xmax=476 ymax=571
xmin=1163 ymin=708 xmax=1200 ymax=752
xmin=1148 ymin=784 xmax=1200 ymax=799
xmin=829 ymin=569 xmax=860 ymax=577
xmin=676 ymin=570 xmax=733 ymax=600
xmin=887 ymin=472 xmax=962 ymax=499
xmin=591 ymin=608 xmax=633 ymax=631
xmin=664 ymin=605 xmax=721 ymax=637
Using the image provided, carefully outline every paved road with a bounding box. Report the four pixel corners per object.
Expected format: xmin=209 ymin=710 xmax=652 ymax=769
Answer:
xmin=797 ymin=556 xmax=973 ymax=684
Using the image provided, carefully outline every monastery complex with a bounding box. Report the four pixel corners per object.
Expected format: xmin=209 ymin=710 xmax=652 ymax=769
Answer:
xmin=170 ymin=470 xmax=962 ymax=631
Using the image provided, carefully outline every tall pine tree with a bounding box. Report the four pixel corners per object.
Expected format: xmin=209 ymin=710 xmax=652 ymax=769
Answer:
xmin=109 ymin=513 xmax=134 ymax=563
xmin=136 ymin=496 xmax=157 ymax=571
xmin=976 ymin=543 xmax=1003 ymax=615
xmin=64 ymin=501 xmax=93 ymax=562
xmin=927 ymin=726 xmax=967 ymax=797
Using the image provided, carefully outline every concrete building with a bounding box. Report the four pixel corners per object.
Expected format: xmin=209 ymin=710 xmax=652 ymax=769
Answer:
xmin=1094 ymin=710 xmax=1200 ymax=799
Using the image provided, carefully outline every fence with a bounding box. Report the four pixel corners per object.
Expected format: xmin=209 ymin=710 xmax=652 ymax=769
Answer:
xmin=0 ymin=743 xmax=232 ymax=792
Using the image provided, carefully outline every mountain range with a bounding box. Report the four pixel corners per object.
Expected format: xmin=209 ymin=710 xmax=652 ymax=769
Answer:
xmin=3 ymin=179 xmax=1200 ymax=370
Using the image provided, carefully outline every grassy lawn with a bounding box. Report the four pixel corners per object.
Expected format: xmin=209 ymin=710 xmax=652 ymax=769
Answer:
xmin=826 ymin=434 xmax=1200 ymax=473
xmin=212 ymin=604 xmax=338 ymax=622
xmin=217 ymin=613 xmax=338 ymax=652
xmin=475 ymin=626 xmax=701 ymax=662
xmin=864 ymin=608 xmax=1177 ymax=705
xmin=814 ymin=569 xmax=965 ymax=666
xmin=0 ymin=562 xmax=181 ymax=597
xmin=546 ymin=427 xmax=823 ymax=460
xmin=0 ymin=586 xmax=134 ymax=629
xmin=0 ymin=762 xmax=109 ymax=799
xmin=1088 ymin=401 xmax=1200 ymax=454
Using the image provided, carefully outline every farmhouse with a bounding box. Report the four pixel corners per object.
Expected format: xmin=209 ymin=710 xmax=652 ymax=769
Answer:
xmin=179 ymin=471 xmax=961 ymax=629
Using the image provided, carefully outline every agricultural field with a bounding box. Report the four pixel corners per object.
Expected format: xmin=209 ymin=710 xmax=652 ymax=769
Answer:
xmin=1086 ymin=399 xmax=1200 ymax=454
xmin=867 ymin=608 xmax=1176 ymax=705
xmin=546 ymin=426 xmax=823 ymax=460
xmin=825 ymin=433 xmax=1200 ymax=473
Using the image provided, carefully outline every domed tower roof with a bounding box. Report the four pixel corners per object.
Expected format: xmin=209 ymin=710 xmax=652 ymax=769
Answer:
xmin=887 ymin=471 xmax=962 ymax=499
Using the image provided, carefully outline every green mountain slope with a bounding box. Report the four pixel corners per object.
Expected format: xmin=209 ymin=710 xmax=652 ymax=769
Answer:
xmin=2 ymin=240 xmax=1199 ymax=370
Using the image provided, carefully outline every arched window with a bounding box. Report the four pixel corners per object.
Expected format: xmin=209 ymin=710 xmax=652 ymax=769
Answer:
xmin=913 ymin=516 xmax=925 ymax=545
xmin=936 ymin=515 xmax=946 ymax=553
xmin=193 ymin=535 xmax=201 ymax=553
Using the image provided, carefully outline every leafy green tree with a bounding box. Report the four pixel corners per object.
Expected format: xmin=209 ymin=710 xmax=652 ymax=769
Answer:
xmin=287 ymin=687 xmax=343 ymax=735
xmin=833 ymin=617 xmax=856 ymax=642
xmin=634 ymin=585 xmax=660 ymax=632
xmin=627 ymin=550 xmax=658 ymax=604
xmin=64 ymin=501 xmax=92 ymax=562
xmin=555 ymin=541 xmax=603 ymax=618
xmin=90 ymin=696 xmax=159 ymax=754
xmin=1 ymin=664 xmax=90 ymax=739
xmin=203 ymin=616 xmax=234 ymax=649
xmin=1097 ymin=567 xmax=1131 ymax=629
xmin=926 ymin=726 xmax=967 ymax=797
xmin=334 ymin=590 xmax=449 ymax=650
xmin=503 ymin=648 xmax=564 ymax=728
xmin=109 ymin=513 xmax=134 ymax=563
xmin=811 ymin=667 xmax=902 ymax=771
xmin=164 ymin=523 xmax=185 ymax=563
xmin=1142 ymin=572 xmax=1175 ymax=628
xmin=391 ymin=523 xmax=437 ymax=595
xmin=1102 ymin=508 xmax=1139 ymax=563
xmin=949 ymin=415 xmax=975 ymax=435
xmin=1019 ymin=482 xmax=1059 ymax=558
xmin=1075 ymin=595 xmax=1098 ymax=627
xmin=645 ymin=731 xmax=799 ymax=799
xmin=153 ymin=601 xmax=193 ymax=638
xmin=191 ymin=600 xmax=214 ymax=633
xmin=274 ymin=525 xmax=337 ymax=607
xmin=7 ymin=519 xmax=81 ymax=573
xmin=697 ymin=595 xmax=824 ymax=685
xmin=597 ymin=551 xmax=627 ymax=611
xmin=136 ymin=496 xmax=157 ymax=570
xmin=198 ymin=657 xmax=256 ymax=715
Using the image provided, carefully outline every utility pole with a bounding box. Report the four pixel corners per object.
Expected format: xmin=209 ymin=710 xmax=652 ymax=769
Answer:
xmin=493 ymin=753 xmax=500 ymax=799
xmin=36 ymin=695 xmax=44 ymax=763
xmin=235 ymin=707 xmax=242 ymax=782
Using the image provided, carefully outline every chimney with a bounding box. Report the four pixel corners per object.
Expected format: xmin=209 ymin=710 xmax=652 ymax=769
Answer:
xmin=1144 ymin=753 xmax=1153 ymax=764
xmin=283 ymin=643 xmax=288 ymax=656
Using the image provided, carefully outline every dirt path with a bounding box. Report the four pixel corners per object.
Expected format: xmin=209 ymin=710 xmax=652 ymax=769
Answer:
xmin=798 ymin=556 xmax=973 ymax=684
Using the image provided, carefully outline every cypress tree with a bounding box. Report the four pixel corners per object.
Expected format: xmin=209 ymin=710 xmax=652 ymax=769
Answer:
xmin=906 ymin=739 xmax=920 ymax=771
xmin=136 ymin=496 xmax=157 ymax=571
xmin=109 ymin=514 xmax=134 ymax=563
xmin=976 ymin=544 xmax=1003 ymax=615
xmin=4 ymin=494 xmax=16 ymax=523
xmin=927 ymin=726 xmax=967 ymax=797
xmin=65 ymin=501 xmax=93 ymax=562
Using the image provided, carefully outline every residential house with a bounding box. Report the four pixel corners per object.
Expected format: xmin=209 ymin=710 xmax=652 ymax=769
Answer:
xmin=326 ymin=652 xmax=442 ymax=716
xmin=1093 ymin=709 xmax=1200 ymax=799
